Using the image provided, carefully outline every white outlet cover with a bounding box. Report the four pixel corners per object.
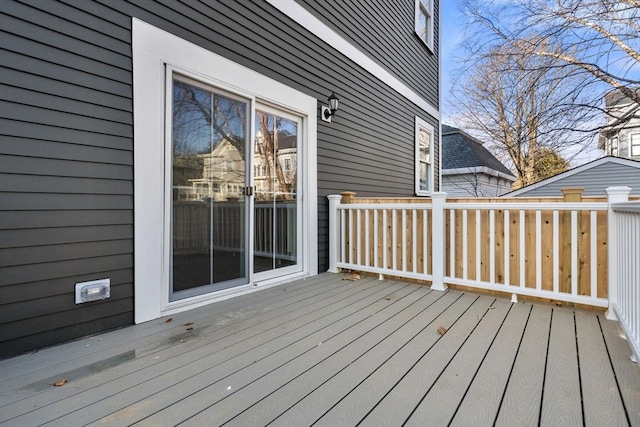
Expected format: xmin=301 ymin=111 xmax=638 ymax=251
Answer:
xmin=75 ymin=278 xmax=110 ymax=304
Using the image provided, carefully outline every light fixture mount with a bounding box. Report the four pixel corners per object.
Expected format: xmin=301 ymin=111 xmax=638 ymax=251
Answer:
xmin=321 ymin=92 xmax=339 ymax=122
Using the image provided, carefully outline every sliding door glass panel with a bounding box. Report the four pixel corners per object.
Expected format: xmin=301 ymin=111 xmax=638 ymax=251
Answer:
xmin=171 ymin=77 xmax=248 ymax=299
xmin=253 ymin=109 xmax=299 ymax=273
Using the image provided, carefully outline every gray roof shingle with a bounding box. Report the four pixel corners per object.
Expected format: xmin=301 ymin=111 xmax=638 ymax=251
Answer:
xmin=442 ymin=125 xmax=514 ymax=177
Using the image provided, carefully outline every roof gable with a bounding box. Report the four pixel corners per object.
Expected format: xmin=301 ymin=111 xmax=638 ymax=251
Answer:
xmin=505 ymin=156 xmax=640 ymax=196
xmin=442 ymin=125 xmax=514 ymax=177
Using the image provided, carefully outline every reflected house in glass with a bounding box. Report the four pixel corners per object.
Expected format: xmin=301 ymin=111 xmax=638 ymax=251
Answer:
xmin=254 ymin=130 xmax=298 ymax=199
xmin=176 ymin=139 xmax=246 ymax=202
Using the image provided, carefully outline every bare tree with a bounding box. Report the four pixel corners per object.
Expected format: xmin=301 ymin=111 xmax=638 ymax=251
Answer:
xmin=256 ymin=112 xmax=293 ymax=200
xmin=461 ymin=0 xmax=640 ymax=123
xmin=452 ymin=39 xmax=587 ymax=187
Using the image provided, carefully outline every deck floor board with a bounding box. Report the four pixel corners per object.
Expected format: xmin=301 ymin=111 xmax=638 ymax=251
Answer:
xmin=0 ymin=273 xmax=638 ymax=427
xmin=540 ymin=309 xmax=583 ymax=427
xmin=450 ymin=301 xmax=532 ymax=426
xmin=576 ymin=311 xmax=628 ymax=426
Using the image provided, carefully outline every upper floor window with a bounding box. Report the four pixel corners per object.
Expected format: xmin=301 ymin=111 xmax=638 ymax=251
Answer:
xmin=415 ymin=116 xmax=434 ymax=195
xmin=415 ymin=0 xmax=434 ymax=51
xmin=631 ymin=133 xmax=640 ymax=157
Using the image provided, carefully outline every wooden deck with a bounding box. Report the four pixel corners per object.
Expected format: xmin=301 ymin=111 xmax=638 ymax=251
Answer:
xmin=1 ymin=273 xmax=638 ymax=426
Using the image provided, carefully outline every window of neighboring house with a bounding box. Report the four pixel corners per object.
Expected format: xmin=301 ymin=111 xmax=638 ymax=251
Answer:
xmin=284 ymin=158 xmax=292 ymax=171
xmin=631 ymin=133 xmax=640 ymax=157
xmin=415 ymin=0 xmax=434 ymax=51
xmin=415 ymin=116 xmax=434 ymax=195
xmin=611 ymin=137 xmax=619 ymax=156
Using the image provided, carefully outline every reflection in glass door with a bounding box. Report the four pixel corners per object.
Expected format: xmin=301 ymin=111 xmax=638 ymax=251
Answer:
xmin=170 ymin=75 xmax=249 ymax=300
xmin=253 ymin=107 xmax=300 ymax=275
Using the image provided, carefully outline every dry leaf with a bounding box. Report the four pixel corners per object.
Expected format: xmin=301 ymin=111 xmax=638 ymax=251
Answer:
xmin=164 ymin=318 xmax=173 ymax=323
xmin=437 ymin=326 xmax=447 ymax=335
xmin=53 ymin=379 xmax=67 ymax=387
xmin=185 ymin=327 xmax=194 ymax=331
xmin=342 ymin=273 xmax=361 ymax=281
xmin=184 ymin=322 xmax=194 ymax=326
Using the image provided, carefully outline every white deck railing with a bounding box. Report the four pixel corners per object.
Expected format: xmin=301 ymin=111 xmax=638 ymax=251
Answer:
xmin=328 ymin=187 xmax=634 ymax=311
xmin=442 ymin=200 xmax=609 ymax=307
xmin=606 ymin=192 xmax=640 ymax=364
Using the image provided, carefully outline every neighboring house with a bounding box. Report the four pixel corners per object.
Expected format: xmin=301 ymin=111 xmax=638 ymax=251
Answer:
xmin=441 ymin=125 xmax=515 ymax=196
xmin=505 ymin=156 xmax=640 ymax=197
xmin=599 ymin=88 xmax=640 ymax=161
xmin=0 ymin=0 xmax=441 ymax=357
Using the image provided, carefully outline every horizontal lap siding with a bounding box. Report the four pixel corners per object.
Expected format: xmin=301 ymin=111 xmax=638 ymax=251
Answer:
xmin=298 ymin=0 xmax=440 ymax=109
xmin=0 ymin=0 xmax=439 ymax=357
xmin=0 ymin=0 xmax=133 ymax=358
xmin=515 ymin=163 xmax=640 ymax=197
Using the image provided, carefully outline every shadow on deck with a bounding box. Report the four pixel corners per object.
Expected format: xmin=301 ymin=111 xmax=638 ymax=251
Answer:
xmin=1 ymin=273 xmax=638 ymax=426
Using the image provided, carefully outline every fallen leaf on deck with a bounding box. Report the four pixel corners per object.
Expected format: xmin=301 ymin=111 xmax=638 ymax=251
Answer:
xmin=342 ymin=273 xmax=361 ymax=281
xmin=437 ymin=326 xmax=447 ymax=335
xmin=185 ymin=327 xmax=194 ymax=331
xmin=165 ymin=318 xmax=173 ymax=323
xmin=184 ymin=322 xmax=194 ymax=326
xmin=53 ymin=379 xmax=67 ymax=387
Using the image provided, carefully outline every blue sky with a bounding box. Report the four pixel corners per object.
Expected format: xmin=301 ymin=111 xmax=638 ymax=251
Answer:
xmin=441 ymin=0 xmax=466 ymax=123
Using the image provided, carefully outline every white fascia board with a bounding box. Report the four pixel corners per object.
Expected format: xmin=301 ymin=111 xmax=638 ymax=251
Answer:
xmin=266 ymin=0 xmax=440 ymax=121
xmin=443 ymin=166 xmax=516 ymax=181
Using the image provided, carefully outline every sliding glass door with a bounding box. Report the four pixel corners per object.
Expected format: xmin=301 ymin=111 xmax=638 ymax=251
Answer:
xmin=168 ymin=75 xmax=302 ymax=301
xmin=170 ymin=75 xmax=250 ymax=300
xmin=253 ymin=106 xmax=301 ymax=279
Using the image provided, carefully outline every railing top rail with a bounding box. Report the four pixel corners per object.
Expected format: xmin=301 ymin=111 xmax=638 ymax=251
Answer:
xmin=443 ymin=201 xmax=608 ymax=211
xmin=336 ymin=203 xmax=434 ymax=210
xmin=611 ymin=201 xmax=640 ymax=213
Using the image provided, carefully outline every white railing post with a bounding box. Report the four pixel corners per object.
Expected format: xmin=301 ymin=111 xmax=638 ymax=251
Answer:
xmin=605 ymin=186 xmax=631 ymax=320
xmin=431 ymin=192 xmax=448 ymax=291
xmin=327 ymin=195 xmax=342 ymax=273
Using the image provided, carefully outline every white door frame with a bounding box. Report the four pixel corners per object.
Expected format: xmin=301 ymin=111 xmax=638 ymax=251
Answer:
xmin=132 ymin=19 xmax=317 ymax=323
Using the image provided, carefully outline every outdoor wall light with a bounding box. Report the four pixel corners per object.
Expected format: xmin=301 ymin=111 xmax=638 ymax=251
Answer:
xmin=321 ymin=92 xmax=339 ymax=123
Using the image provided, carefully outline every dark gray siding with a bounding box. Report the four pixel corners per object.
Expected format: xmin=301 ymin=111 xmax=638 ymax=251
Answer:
xmin=0 ymin=0 xmax=439 ymax=357
xmin=298 ymin=0 xmax=440 ymax=109
xmin=0 ymin=0 xmax=134 ymax=358
xmin=511 ymin=162 xmax=640 ymax=197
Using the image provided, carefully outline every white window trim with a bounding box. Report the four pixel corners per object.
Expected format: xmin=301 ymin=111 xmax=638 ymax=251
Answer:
xmin=630 ymin=133 xmax=640 ymax=157
xmin=415 ymin=116 xmax=435 ymax=196
xmin=132 ymin=19 xmax=317 ymax=324
xmin=415 ymin=0 xmax=434 ymax=52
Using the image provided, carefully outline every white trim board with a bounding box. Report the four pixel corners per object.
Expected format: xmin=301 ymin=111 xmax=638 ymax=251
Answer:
xmin=506 ymin=156 xmax=640 ymax=196
xmin=266 ymin=0 xmax=440 ymax=120
xmin=443 ymin=166 xmax=516 ymax=182
xmin=132 ymin=18 xmax=318 ymax=324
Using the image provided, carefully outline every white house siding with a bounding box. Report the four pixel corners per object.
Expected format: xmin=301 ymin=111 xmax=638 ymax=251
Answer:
xmin=443 ymin=173 xmax=514 ymax=197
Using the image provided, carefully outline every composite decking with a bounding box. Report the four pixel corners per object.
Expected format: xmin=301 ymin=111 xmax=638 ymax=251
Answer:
xmin=0 ymin=273 xmax=638 ymax=427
